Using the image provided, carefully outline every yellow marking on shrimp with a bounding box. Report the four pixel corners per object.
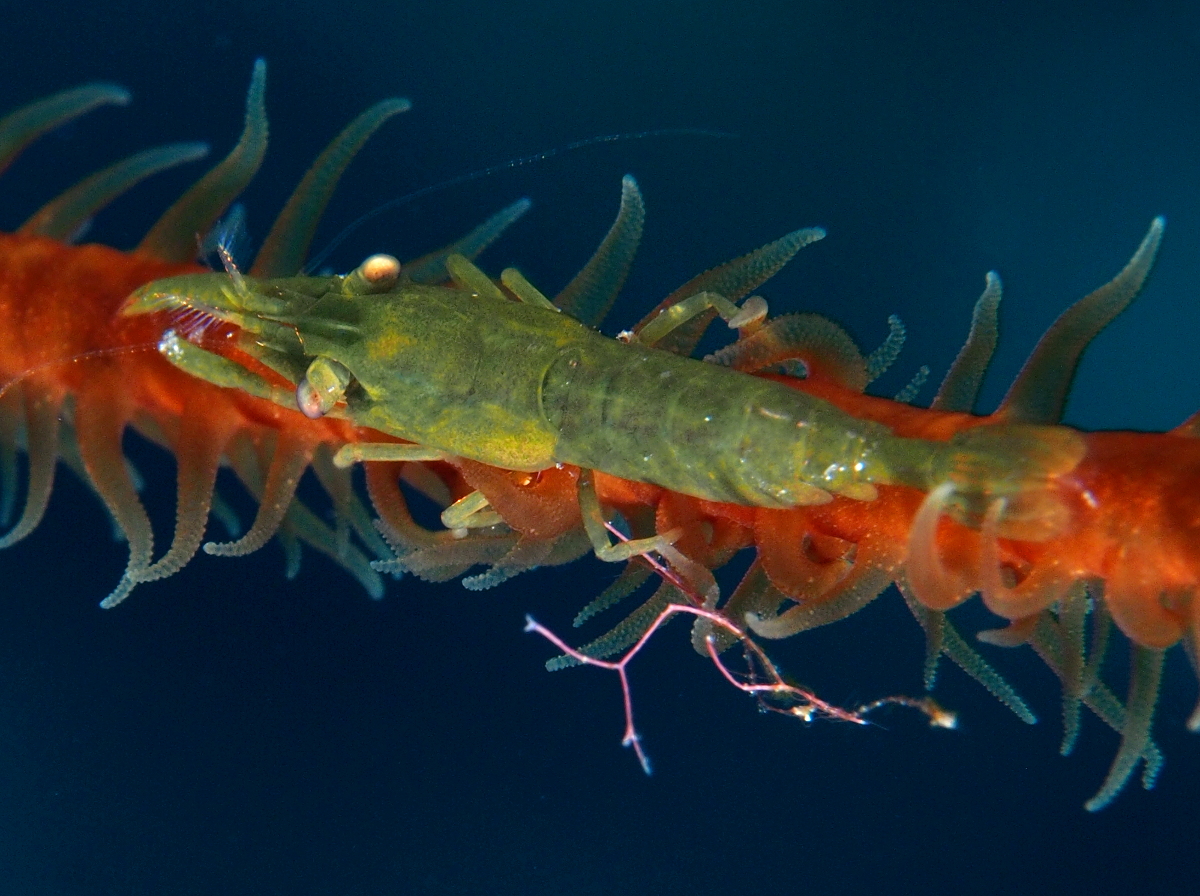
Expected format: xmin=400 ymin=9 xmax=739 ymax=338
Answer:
xmin=367 ymin=330 xmax=412 ymax=362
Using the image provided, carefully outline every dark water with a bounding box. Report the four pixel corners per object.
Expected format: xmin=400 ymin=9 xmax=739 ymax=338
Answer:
xmin=1 ymin=2 xmax=1196 ymax=893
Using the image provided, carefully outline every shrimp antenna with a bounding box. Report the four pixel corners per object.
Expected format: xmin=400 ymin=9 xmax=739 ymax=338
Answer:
xmin=304 ymin=127 xmax=736 ymax=273
xmin=0 ymin=343 xmax=160 ymax=400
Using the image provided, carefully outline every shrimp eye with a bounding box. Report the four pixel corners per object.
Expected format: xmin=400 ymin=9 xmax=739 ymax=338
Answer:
xmin=296 ymin=357 xmax=353 ymax=419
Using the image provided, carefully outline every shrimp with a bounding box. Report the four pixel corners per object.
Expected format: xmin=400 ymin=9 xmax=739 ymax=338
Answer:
xmin=122 ymin=192 xmax=1087 ymax=568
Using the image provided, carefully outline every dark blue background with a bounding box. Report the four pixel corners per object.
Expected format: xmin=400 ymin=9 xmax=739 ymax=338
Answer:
xmin=1 ymin=2 xmax=1196 ymax=893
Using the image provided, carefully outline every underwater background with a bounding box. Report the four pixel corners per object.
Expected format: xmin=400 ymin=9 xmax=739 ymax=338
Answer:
xmin=1 ymin=1 xmax=1197 ymax=893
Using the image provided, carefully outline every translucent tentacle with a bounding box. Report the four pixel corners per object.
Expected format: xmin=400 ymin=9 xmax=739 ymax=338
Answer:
xmin=999 ymin=218 xmax=1164 ymax=424
xmin=905 ymin=483 xmax=976 ymax=610
xmin=546 ymin=582 xmax=678 ymax=670
xmin=277 ymin=525 xmax=303 ymax=579
xmin=0 ymin=391 xmax=61 ymax=548
xmin=864 ymin=315 xmax=906 ymax=384
xmin=705 ymin=312 xmax=869 ymax=389
xmin=635 ymin=227 xmax=825 ymax=357
xmin=251 ymin=98 xmax=410 ymax=277
xmin=906 ymin=593 xmax=946 ymax=689
xmin=747 ymin=563 xmax=893 ymax=639
xmin=573 ymin=563 xmax=653 ymax=626
xmin=310 ymin=447 xmax=392 ymax=561
xmin=754 ymin=510 xmax=853 ymax=601
xmin=893 ymin=365 xmax=929 ymax=403
xmin=713 ymin=559 xmax=783 ymax=651
xmin=278 ymin=498 xmax=384 ymax=598
xmin=363 ymin=462 xmax=441 ymax=552
xmin=1029 ymin=606 xmax=1165 ymax=802
xmin=135 ymin=412 xmax=233 ymax=583
xmin=0 ymin=82 xmax=129 ymax=176
xmin=1085 ymin=646 xmax=1164 ymax=811
xmin=932 ymin=272 xmax=1001 ymax=412
xmin=208 ymin=489 xmax=242 ymax=539
xmin=899 ymin=579 xmax=1036 ymax=724
xmin=137 ymin=60 xmax=268 ymax=262
xmin=555 ymin=174 xmax=645 ymax=326
xmin=404 ymin=198 xmax=532 ymax=283
xmin=0 ymin=389 xmax=20 ymax=527
xmin=74 ymin=396 xmax=154 ymax=608
xmin=462 ymin=535 xmax=556 ymax=591
xmin=223 ymin=435 xmax=384 ymax=595
xmin=365 ymin=462 xmax=519 ymax=582
xmin=19 ymin=143 xmax=209 ymax=241
xmin=1183 ymin=633 xmax=1200 ymax=732
xmin=380 ymin=533 xmax=517 ymax=583
xmin=938 ymin=611 xmax=1036 ymax=724
xmin=1056 ymin=584 xmax=1090 ymax=757
xmin=206 ymin=436 xmax=310 ymax=557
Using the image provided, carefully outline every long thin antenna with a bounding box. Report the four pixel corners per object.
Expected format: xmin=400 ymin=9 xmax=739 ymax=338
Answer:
xmin=305 ymin=127 xmax=734 ymax=273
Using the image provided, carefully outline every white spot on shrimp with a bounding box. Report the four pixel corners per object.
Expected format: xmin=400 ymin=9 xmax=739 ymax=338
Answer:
xmin=158 ymin=329 xmax=184 ymax=361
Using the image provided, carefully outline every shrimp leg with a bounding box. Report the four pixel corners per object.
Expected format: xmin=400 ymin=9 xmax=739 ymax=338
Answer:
xmin=634 ymin=290 xmax=767 ymax=346
xmin=158 ymin=330 xmax=296 ymax=408
xmin=332 ymin=443 xmax=446 ymax=465
xmin=577 ymin=469 xmax=679 ymax=562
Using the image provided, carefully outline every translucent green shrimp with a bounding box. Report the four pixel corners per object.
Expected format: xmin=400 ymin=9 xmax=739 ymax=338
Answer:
xmin=122 ymin=178 xmax=1081 ymax=565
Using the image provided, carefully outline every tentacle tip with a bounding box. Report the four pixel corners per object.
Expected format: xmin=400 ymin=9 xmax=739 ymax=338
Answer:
xmin=99 ymin=579 xmax=135 ymax=610
xmin=369 ymin=558 xmax=406 ymax=579
xmin=381 ymin=97 xmax=412 ymax=115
